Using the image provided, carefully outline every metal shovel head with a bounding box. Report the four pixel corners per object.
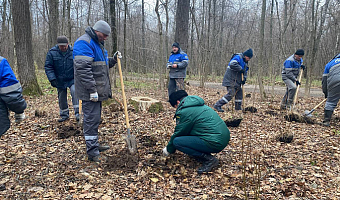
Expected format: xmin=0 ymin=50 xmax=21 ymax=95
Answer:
xmin=125 ymin=129 xmax=137 ymax=154
xmin=303 ymin=110 xmax=313 ymax=118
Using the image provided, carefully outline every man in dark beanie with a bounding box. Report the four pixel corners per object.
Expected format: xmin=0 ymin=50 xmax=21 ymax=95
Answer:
xmin=163 ymin=90 xmax=230 ymax=174
xmin=166 ymin=42 xmax=189 ymax=97
xmin=45 ymin=36 xmax=79 ymax=122
xmin=214 ymin=48 xmax=253 ymax=112
xmin=281 ymin=49 xmax=305 ymax=110
xmin=73 ymin=20 xmax=118 ymax=162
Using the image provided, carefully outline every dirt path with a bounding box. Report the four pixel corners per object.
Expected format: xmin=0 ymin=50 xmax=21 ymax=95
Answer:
xmin=188 ymin=80 xmax=324 ymax=97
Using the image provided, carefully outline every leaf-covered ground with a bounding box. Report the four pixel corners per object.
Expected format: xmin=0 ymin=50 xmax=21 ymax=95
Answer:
xmin=1 ymin=79 xmax=340 ymax=199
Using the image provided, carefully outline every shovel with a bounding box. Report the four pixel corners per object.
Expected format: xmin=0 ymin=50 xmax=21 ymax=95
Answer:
xmin=78 ymin=100 xmax=83 ymax=127
xmin=290 ymin=68 xmax=304 ymax=111
xmin=242 ymin=73 xmax=245 ymax=111
xmin=116 ymin=52 xmax=137 ymax=154
xmin=303 ymin=98 xmax=327 ymax=117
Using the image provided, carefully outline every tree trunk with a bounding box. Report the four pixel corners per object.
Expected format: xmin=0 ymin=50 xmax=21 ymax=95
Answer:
xmin=12 ymin=0 xmax=42 ymax=95
xmin=47 ymin=0 xmax=59 ymax=48
xmin=257 ymin=0 xmax=267 ymax=100
xmin=155 ymin=0 xmax=165 ymax=90
xmin=123 ymin=0 xmax=128 ymax=74
xmin=270 ymin=0 xmax=275 ymax=96
xmin=110 ymin=0 xmax=117 ymax=88
xmin=174 ymin=0 xmax=190 ymax=51
xmin=87 ymin=0 xmax=92 ymax=26
xmin=67 ymin=0 xmax=72 ymax=42
xmin=141 ymin=0 xmax=146 ymax=72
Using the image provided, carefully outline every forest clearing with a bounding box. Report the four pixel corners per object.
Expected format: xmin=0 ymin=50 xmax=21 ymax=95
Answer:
xmin=1 ymin=76 xmax=339 ymax=199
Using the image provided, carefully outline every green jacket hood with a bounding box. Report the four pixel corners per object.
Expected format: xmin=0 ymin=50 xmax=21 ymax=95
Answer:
xmin=177 ymin=96 xmax=205 ymax=110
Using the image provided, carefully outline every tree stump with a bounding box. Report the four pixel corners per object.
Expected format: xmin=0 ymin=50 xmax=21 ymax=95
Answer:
xmin=129 ymin=97 xmax=162 ymax=112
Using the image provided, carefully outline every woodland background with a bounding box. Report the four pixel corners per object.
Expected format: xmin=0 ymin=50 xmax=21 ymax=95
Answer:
xmin=0 ymin=0 xmax=339 ymax=96
xmin=1 ymin=0 xmax=340 ymax=199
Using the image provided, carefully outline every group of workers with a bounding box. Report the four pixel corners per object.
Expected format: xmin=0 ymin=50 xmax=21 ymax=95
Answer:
xmin=0 ymin=19 xmax=339 ymax=174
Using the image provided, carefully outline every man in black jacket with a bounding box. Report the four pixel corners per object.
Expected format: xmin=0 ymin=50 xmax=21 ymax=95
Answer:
xmin=45 ymin=36 xmax=79 ymax=122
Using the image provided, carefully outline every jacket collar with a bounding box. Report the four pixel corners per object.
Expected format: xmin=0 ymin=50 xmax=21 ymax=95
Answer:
xmin=85 ymin=26 xmax=105 ymax=46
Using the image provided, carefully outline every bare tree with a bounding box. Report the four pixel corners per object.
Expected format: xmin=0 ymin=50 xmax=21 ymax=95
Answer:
xmin=174 ymin=0 xmax=190 ymax=51
xmin=12 ymin=0 xmax=42 ymax=95
xmin=47 ymin=0 xmax=59 ymax=48
xmin=257 ymin=0 xmax=267 ymax=100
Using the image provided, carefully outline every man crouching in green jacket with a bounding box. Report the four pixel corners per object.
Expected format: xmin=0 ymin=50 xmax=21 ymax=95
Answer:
xmin=163 ymin=90 xmax=230 ymax=174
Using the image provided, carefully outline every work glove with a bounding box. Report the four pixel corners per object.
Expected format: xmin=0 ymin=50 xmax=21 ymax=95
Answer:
xmin=324 ymin=91 xmax=328 ymax=99
xmin=162 ymin=147 xmax=170 ymax=157
xmin=296 ymin=80 xmax=301 ymax=86
xmin=90 ymin=92 xmax=99 ymax=102
xmin=300 ymin=65 xmax=306 ymax=70
xmin=240 ymin=69 xmax=245 ymax=74
xmin=114 ymin=51 xmax=122 ymax=60
xmin=15 ymin=113 xmax=25 ymax=123
xmin=50 ymin=80 xmax=58 ymax=88
xmin=241 ymin=78 xmax=246 ymax=85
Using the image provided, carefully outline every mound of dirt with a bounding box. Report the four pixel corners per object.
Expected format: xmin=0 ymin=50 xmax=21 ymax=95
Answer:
xmin=276 ymin=132 xmax=294 ymax=143
xmin=244 ymin=106 xmax=257 ymax=113
xmin=139 ymin=135 xmax=157 ymax=147
xmin=57 ymin=125 xmax=81 ymax=139
xmin=265 ymin=110 xmax=278 ymax=116
xmin=104 ymin=149 xmax=139 ymax=173
xmin=284 ymin=112 xmax=315 ymax=124
xmin=225 ymin=118 xmax=243 ymax=127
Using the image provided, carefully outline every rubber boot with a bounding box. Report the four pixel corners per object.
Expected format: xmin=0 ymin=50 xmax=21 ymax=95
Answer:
xmin=213 ymin=104 xmax=225 ymax=112
xmin=322 ymin=110 xmax=333 ymax=127
xmin=98 ymin=145 xmax=110 ymax=152
xmin=197 ymin=154 xmax=219 ymax=174
xmin=235 ymin=102 xmax=242 ymax=111
xmin=286 ymin=99 xmax=293 ymax=110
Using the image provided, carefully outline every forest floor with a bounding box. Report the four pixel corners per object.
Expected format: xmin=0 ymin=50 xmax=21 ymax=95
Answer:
xmin=0 ymin=77 xmax=340 ymax=199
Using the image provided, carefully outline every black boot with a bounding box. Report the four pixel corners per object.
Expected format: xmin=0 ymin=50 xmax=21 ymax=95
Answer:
xmin=322 ymin=110 xmax=333 ymax=127
xmin=213 ymin=104 xmax=225 ymax=112
xmin=98 ymin=145 xmax=110 ymax=152
xmin=197 ymin=154 xmax=219 ymax=174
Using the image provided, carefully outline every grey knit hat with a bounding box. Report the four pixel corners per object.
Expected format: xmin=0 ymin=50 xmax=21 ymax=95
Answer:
xmin=93 ymin=20 xmax=111 ymax=35
xmin=57 ymin=36 xmax=68 ymax=45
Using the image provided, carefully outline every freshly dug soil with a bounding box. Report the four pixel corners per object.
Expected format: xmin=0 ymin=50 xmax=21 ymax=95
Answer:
xmin=57 ymin=125 xmax=81 ymax=139
xmin=277 ymin=133 xmax=294 ymax=143
xmin=244 ymin=106 xmax=257 ymax=113
xmin=284 ymin=112 xmax=315 ymax=124
xmin=225 ymin=118 xmax=243 ymax=127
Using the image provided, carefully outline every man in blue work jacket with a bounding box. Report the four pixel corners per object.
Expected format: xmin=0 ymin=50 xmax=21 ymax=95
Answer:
xmin=214 ymin=48 xmax=253 ymax=112
xmin=322 ymin=54 xmax=340 ymax=126
xmin=167 ymin=42 xmax=189 ymax=97
xmin=45 ymin=36 xmax=79 ymax=122
xmin=0 ymin=57 xmax=27 ymax=136
xmin=280 ymin=49 xmax=305 ymax=110
xmin=73 ymin=20 xmax=117 ymax=162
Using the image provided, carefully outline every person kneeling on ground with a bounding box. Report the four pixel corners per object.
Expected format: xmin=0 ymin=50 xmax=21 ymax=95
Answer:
xmin=162 ymin=90 xmax=230 ymax=174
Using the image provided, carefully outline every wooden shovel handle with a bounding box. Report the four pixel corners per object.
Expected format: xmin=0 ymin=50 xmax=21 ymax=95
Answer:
xmin=312 ymin=98 xmax=327 ymax=110
xmin=242 ymin=73 xmax=245 ymax=109
xmin=117 ymin=56 xmax=130 ymax=128
xmin=292 ymin=68 xmax=304 ymax=106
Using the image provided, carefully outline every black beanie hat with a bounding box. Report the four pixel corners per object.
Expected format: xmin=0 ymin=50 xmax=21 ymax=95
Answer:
xmin=169 ymin=90 xmax=188 ymax=107
xmin=243 ymin=48 xmax=253 ymax=58
xmin=172 ymin=42 xmax=180 ymax=49
xmin=57 ymin=36 xmax=68 ymax=45
xmin=295 ymin=49 xmax=304 ymax=56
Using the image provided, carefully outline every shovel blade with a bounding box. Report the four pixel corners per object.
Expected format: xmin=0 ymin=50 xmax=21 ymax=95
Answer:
xmin=125 ymin=134 xmax=137 ymax=154
xmin=303 ymin=110 xmax=313 ymax=117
